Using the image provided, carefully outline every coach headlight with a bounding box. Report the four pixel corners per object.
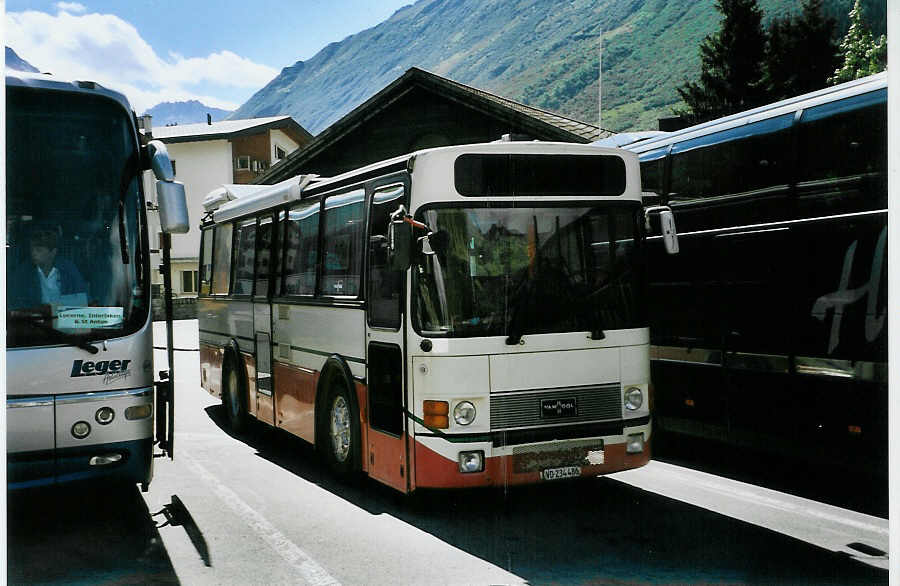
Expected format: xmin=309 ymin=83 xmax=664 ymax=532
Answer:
xmin=453 ymin=401 xmax=476 ymax=426
xmin=624 ymin=386 xmax=643 ymax=411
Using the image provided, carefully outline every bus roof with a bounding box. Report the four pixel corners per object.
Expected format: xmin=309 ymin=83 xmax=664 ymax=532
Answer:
xmin=5 ymin=70 xmax=133 ymax=112
xmin=626 ymin=72 xmax=887 ymax=155
xmin=208 ymin=141 xmax=637 ymax=224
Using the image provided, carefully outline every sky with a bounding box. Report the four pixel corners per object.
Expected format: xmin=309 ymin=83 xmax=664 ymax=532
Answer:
xmin=4 ymin=0 xmax=414 ymax=113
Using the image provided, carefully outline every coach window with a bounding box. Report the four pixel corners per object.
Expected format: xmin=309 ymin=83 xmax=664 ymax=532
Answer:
xmin=639 ymin=147 xmax=667 ymax=199
xmin=283 ymin=199 xmax=320 ymax=296
xmin=796 ymin=89 xmax=887 ymax=214
xmin=231 ymin=218 xmax=256 ymax=296
xmin=255 ymin=215 xmax=275 ymax=297
xmin=199 ymin=228 xmax=213 ymax=295
xmin=320 ymin=188 xmax=365 ymax=297
xmin=211 ymin=224 xmax=233 ymax=295
xmin=368 ymin=183 xmax=406 ymax=328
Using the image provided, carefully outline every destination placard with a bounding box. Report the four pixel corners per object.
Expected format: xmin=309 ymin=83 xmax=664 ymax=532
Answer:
xmin=56 ymin=307 xmax=124 ymax=329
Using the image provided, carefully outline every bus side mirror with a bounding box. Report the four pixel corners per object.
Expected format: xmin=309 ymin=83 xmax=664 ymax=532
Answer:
xmin=659 ymin=209 xmax=679 ymax=255
xmin=147 ymin=140 xmax=189 ymax=234
xmin=388 ymin=218 xmax=412 ymax=271
xmin=644 ymin=206 xmax=679 ymax=255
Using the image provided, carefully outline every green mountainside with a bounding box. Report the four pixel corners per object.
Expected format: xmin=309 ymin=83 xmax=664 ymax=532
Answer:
xmin=231 ymin=0 xmax=885 ymax=135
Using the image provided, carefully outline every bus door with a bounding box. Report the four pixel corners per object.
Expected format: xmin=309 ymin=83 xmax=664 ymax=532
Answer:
xmin=364 ymin=179 xmax=410 ymax=492
xmin=253 ymin=215 xmax=276 ymax=426
xmin=715 ymin=225 xmax=794 ymax=444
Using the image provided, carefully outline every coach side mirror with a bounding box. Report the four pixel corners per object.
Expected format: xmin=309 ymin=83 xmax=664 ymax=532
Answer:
xmin=388 ymin=214 xmax=412 ymax=271
xmin=147 ymin=140 xmax=189 ymax=234
xmin=644 ymin=205 xmax=679 ymax=255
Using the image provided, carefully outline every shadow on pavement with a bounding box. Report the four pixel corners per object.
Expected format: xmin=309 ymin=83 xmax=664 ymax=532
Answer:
xmin=205 ymin=404 xmax=887 ymax=585
xmin=7 ymin=481 xmax=179 ymax=584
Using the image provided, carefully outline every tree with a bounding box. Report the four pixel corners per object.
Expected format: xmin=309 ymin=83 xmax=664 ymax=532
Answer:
xmin=765 ymin=0 xmax=839 ymax=100
xmin=675 ymin=0 xmax=768 ymax=122
xmin=830 ymin=0 xmax=887 ymax=84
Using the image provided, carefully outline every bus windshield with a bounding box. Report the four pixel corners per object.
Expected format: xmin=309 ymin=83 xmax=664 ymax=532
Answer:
xmin=413 ymin=203 xmax=646 ymax=338
xmin=6 ymin=86 xmax=149 ymax=348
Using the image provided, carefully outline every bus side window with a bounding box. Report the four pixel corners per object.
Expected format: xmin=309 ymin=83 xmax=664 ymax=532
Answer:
xmin=796 ymin=89 xmax=887 ymax=216
xmin=368 ymin=183 xmax=406 ymax=329
xmin=199 ymin=228 xmax=213 ymax=296
xmin=639 ymin=147 xmax=667 ymax=201
xmin=669 ymin=114 xmax=793 ymax=229
xmin=320 ymin=188 xmax=365 ymax=297
xmin=211 ymin=224 xmax=233 ymax=295
xmin=255 ymin=215 xmax=274 ymax=297
xmin=231 ymin=219 xmax=256 ymax=296
xmin=283 ymin=200 xmax=319 ymax=296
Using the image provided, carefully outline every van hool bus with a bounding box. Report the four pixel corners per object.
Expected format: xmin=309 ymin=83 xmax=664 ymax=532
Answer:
xmin=197 ymin=141 xmax=678 ymax=492
xmin=608 ymin=72 xmax=887 ymax=472
xmin=6 ymin=71 xmax=188 ymax=490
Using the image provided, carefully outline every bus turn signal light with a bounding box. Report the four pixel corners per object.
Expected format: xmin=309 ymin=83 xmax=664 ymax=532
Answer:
xmin=424 ymin=400 xmax=449 ymax=429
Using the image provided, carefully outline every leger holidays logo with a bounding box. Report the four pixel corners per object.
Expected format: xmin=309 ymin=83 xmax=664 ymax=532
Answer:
xmin=71 ymin=359 xmax=131 ymax=384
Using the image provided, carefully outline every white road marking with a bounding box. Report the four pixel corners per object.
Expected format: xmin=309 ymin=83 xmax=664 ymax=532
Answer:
xmin=180 ymin=451 xmax=341 ymax=586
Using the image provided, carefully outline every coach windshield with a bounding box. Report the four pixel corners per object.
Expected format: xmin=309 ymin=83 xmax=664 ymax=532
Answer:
xmin=6 ymin=86 xmax=149 ymax=349
xmin=413 ymin=203 xmax=646 ymax=339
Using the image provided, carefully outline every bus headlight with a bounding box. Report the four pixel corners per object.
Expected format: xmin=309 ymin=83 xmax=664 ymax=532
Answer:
xmin=458 ymin=451 xmax=484 ymax=473
xmin=453 ymin=401 xmax=476 ymax=426
xmin=95 ymin=406 xmax=115 ymax=425
xmin=72 ymin=421 xmax=91 ymax=439
xmin=624 ymin=387 xmax=643 ymax=411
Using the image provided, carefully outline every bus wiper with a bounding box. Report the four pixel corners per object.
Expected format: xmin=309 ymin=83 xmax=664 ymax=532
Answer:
xmin=8 ymin=311 xmax=99 ymax=354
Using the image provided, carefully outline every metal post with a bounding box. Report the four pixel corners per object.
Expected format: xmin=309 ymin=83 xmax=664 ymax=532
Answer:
xmin=160 ymin=232 xmax=175 ymax=458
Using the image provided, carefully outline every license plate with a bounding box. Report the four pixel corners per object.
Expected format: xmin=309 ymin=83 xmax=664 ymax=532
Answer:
xmin=540 ymin=466 xmax=581 ymax=481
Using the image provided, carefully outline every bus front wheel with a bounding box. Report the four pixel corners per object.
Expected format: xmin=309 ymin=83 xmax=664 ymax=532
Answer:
xmin=322 ymin=382 xmax=360 ymax=480
xmin=223 ymin=360 xmax=248 ymax=434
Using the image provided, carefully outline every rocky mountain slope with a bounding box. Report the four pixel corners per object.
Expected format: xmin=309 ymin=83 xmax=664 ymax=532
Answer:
xmin=232 ymin=0 xmax=883 ymax=134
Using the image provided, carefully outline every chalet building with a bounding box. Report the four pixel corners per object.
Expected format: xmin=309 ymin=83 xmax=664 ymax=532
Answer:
xmin=143 ymin=115 xmax=311 ymax=297
xmin=256 ymin=67 xmax=607 ymax=185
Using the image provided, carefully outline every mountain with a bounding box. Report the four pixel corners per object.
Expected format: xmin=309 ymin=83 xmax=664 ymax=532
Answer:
xmin=6 ymin=47 xmax=40 ymax=73
xmin=231 ymin=0 xmax=885 ymax=134
xmin=144 ymin=101 xmax=233 ymax=126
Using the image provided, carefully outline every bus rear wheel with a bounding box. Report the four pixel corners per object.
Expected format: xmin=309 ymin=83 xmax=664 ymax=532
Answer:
xmin=322 ymin=383 xmax=360 ymax=480
xmin=223 ymin=360 xmax=248 ymax=434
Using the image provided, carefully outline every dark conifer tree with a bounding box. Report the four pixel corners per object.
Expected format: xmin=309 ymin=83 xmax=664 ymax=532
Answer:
xmin=765 ymin=0 xmax=838 ymax=100
xmin=675 ymin=0 xmax=767 ymax=122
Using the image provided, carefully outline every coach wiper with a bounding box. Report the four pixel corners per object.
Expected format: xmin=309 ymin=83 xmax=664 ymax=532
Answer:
xmin=7 ymin=311 xmax=99 ymax=354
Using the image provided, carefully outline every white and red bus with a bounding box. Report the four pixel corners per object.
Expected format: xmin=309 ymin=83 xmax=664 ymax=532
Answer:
xmin=198 ymin=141 xmax=675 ymax=493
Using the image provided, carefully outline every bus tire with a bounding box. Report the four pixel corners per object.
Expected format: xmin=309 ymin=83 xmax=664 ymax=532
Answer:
xmin=223 ymin=356 xmax=249 ymax=434
xmin=321 ymin=381 xmax=360 ymax=480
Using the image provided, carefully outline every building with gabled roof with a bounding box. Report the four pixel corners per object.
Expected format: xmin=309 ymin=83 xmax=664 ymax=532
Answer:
xmin=255 ymin=67 xmax=608 ymax=185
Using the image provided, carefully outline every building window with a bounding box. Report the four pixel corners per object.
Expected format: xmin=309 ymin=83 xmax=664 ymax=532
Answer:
xmin=236 ymin=155 xmax=251 ymax=170
xmin=274 ymin=145 xmax=287 ymax=161
xmin=181 ymin=270 xmax=199 ymax=293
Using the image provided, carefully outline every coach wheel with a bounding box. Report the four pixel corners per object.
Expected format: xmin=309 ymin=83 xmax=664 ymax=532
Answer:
xmin=223 ymin=360 xmax=248 ymax=434
xmin=323 ymin=382 xmax=360 ymax=479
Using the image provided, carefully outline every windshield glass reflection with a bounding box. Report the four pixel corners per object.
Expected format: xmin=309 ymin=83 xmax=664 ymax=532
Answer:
xmin=413 ymin=204 xmax=646 ymax=338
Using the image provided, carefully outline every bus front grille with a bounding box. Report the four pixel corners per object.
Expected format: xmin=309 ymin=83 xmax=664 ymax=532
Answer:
xmin=490 ymin=383 xmax=621 ymax=430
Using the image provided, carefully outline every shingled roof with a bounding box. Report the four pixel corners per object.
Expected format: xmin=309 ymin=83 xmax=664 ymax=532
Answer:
xmin=257 ymin=67 xmax=609 ymax=184
xmin=149 ymin=115 xmax=312 ymax=145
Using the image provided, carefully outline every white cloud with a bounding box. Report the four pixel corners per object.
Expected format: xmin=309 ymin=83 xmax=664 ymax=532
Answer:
xmin=5 ymin=8 xmax=278 ymax=113
xmin=55 ymin=2 xmax=87 ymax=14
